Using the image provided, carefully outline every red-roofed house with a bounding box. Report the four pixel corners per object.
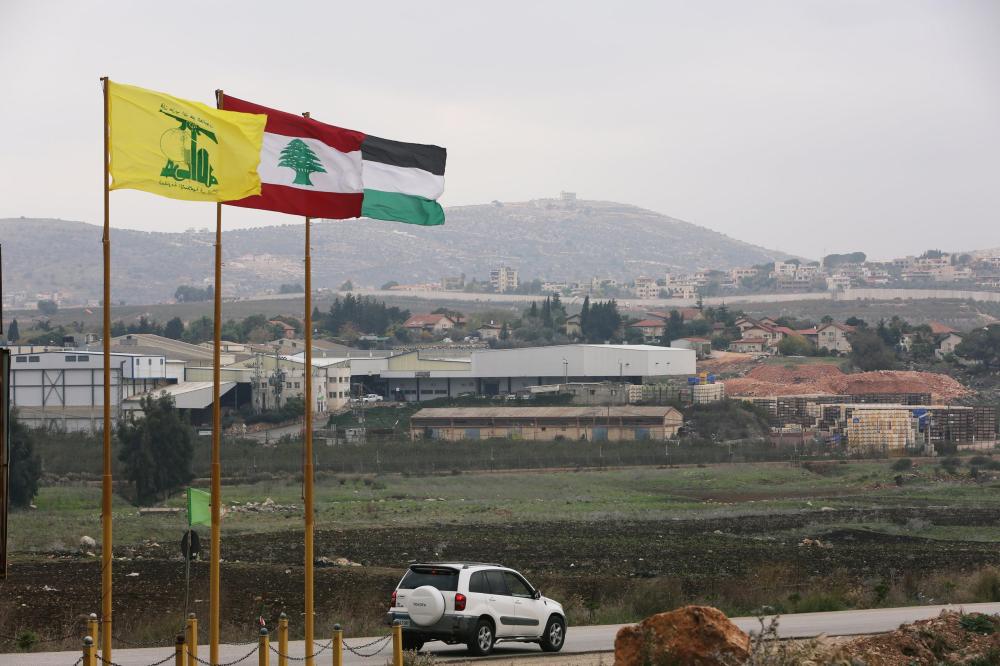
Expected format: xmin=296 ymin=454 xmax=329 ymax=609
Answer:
xmin=629 ymin=318 xmax=666 ymax=341
xmin=929 ymin=321 xmax=958 ymax=336
xmin=269 ymin=319 xmax=297 ymax=339
xmin=403 ymin=314 xmax=457 ymax=333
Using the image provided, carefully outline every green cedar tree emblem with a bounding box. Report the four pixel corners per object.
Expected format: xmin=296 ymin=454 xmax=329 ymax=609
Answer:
xmin=279 ymin=138 xmax=326 ymax=186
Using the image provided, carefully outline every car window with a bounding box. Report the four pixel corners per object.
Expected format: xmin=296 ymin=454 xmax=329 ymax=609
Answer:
xmin=484 ymin=570 xmax=508 ymax=596
xmin=469 ymin=571 xmax=489 ymax=594
xmin=503 ymin=572 xmax=533 ymax=598
xmin=399 ymin=567 xmax=458 ymax=591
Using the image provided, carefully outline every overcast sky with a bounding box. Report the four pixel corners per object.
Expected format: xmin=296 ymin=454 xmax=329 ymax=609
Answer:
xmin=1 ymin=0 xmax=998 ymax=260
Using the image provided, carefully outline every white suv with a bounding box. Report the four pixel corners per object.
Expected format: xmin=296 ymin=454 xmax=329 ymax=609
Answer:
xmin=385 ymin=562 xmax=566 ymax=656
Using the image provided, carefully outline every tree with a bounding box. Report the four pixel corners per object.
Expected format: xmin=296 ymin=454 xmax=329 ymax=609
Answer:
xmin=499 ymin=322 xmax=510 ymax=341
xmin=381 ymin=281 xmax=399 ymax=290
xmin=37 ymin=299 xmax=58 ymax=315
xmin=8 ymin=412 xmax=41 ymax=508
xmin=339 ymin=280 xmax=354 ymax=292
xmin=7 ymin=318 xmax=19 ymax=342
xmin=778 ymin=334 xmax=814 ymax=357
xmin=117 ymin=393 xmax=195 ymax=505
xmin=279 ymin=283 xmax=304 ymax=294
xmin=175 ymin=285 xmax=213 ymax=302
xmin=849 ymin=329 xmax=896 ymax=371
xmin=184 ymin=316 xmax=214 ymax=344
xmin=955 ymin=325 xmax=1000 ymax=369
xmin=278 ymin=138 xmax=327 ymax=186
xmin=163 ymin=317 xmax=185 ymax=340
xmin=580 ymin=296 xmax=591 ymax=335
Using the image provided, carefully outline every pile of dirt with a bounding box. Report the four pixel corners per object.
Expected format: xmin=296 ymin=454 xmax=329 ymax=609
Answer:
xmin=724 ymin=364 xmax=969 ymax=403
xmin=614 ymin=605 xmax=749 ymax=666
xmin=840 ymin=610 xmax=1000 ymax=665
xmin=831 ymin=370 xmax=970 ymax=403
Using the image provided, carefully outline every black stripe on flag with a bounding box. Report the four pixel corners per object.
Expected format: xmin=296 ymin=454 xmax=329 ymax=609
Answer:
xmin=361 ymin=135 xmax=447 ymax=176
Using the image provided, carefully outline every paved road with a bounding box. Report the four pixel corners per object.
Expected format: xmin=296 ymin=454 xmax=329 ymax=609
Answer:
xmin=9 ymin=602 xmax=1000 ymax=665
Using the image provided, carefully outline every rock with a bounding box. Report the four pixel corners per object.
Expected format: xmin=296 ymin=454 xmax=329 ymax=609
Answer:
xmin=614 ymin=605 xmax=749 ymax=666
xmin=79 ymin=536 xmax=97 ymax=553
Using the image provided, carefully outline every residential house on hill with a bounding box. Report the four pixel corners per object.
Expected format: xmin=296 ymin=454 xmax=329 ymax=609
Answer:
xmin=936 ymin=332 xmax=963 ymax=358
xmin=564 ymin=314 xmax=581 ymax=338
xmin=730 ymin=338 xmax=768 ymax=354
xmin=269 ymin=319 xmax=296 ymax=339
xmin=816 ymin=322 xmax=855 ymax=354
xmin=629 ymin=318 xmax=666 ymax=342
xmin=477 ymin=322 xmax=503 ymax=341
xmin=403 ymin=314 xmax=457 ymax=334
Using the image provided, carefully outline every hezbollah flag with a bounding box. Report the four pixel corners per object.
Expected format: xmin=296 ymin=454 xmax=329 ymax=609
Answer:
xmin=108 ymin=81 xmax=266 ymax=202
xmin=222 ymin=95 xmax=446 ymax=225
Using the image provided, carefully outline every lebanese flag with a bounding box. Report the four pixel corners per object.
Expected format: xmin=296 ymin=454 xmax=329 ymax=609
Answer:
xmin=222 ymin=95 xmax=446 ymax=225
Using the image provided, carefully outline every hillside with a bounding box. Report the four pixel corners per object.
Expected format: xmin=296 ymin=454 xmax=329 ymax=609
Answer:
xmin=0 ymin=199 xmax=793 ymax=305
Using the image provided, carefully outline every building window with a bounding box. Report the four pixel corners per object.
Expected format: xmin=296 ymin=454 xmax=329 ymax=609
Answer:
xmin=160 ymin=358 xmax=164 ymax=364
xmin=15 ymin=356 xmax=26 ymax=363
xmin=77 ymin=355 xmax=89 ymax=362
xmin=28 ymin=356 xmax=39 ymax=362
xmin=286 ymin=382 xmax=292 ymax=389
xmin=65 ymin=355 xmax=77 ymax=362
xmin=294 ymin=382 xmax=300 ymax=389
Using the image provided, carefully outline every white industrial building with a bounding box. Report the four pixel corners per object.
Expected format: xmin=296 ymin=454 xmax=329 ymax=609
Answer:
xmin=350 ymin=344 xmax=696 ymax=402
xmin=9 ymin=350 xmax=171 ymax=431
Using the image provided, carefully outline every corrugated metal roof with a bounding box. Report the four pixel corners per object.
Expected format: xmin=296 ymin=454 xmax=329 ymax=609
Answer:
xmin=411 ymin=406 xmax=681 ymax=419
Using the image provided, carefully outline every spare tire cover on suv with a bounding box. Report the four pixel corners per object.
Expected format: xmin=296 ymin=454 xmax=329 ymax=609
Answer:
xmin=407 ymin=585 xmax=446 ymax=626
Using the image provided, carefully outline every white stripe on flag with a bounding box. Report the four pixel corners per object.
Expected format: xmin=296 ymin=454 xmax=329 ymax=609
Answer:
xmin=258 ymin=132 xmax=363 ymax=193
xmin=361 ymin=160 xmax=445 ymax=200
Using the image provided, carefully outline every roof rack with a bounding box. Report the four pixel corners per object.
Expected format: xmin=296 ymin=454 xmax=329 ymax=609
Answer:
xmin=411 ymin=561 xmax=504 ymax=569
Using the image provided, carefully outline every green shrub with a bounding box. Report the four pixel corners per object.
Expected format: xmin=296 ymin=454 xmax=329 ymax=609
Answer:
xmin=960 ymin=613 xmax=997 ymax=635
xmin=891 ymin=458 xmax=913 ymax=471
xmin=16 ymin=630 xmax=38 ymax=652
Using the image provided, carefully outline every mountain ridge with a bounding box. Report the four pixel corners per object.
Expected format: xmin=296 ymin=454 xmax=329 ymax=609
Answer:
xmin=0 ymin=198 xmax=795 ymax=305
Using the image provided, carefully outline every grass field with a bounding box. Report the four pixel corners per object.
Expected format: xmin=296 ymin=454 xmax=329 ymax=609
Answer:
xmin=11 ymin=456 xmax=1000 ymax=553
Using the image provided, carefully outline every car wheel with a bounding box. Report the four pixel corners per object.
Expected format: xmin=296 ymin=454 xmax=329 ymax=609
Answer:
xmin=467 ymin=618 xmax=495 ymax=656
xmin=402 ymin=634 xmax=425 ymax=652
xmin=540 ymin=615 xmax=566 ymax=652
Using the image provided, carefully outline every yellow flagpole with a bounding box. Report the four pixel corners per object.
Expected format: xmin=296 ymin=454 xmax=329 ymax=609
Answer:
xmin=301 ymin=111 xmax=315 ymax=666
xmin=99 ymin=76 xmax=114 ymax=665
xmin=210 ymin=89 xmax=225 ymax=666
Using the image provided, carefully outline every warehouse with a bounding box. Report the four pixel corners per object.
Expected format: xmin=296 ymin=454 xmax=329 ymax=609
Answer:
xmin=410 ymin=405 xmax=683 ymax=441
xmin=352 ymin=344 xmax=696 ymax=402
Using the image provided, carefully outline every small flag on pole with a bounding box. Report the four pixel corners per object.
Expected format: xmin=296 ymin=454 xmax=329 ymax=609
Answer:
xmin=108 ymin=81 xmax=266 ymax=202
xmin=187 ymin=488 xmax=211 ymax=527
xmin=221 ymin=95 xmax=447 ymax=225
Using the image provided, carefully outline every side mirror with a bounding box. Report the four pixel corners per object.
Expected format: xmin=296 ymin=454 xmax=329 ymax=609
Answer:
xmin=533 ymin=589 xmax=541 ymax=600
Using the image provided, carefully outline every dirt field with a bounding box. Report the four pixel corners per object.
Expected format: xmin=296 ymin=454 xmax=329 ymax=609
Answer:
xmin=5 ymin=504 xmax=1000 ymax=652
xmin=724 ymin=363 xmax=970 ymax=402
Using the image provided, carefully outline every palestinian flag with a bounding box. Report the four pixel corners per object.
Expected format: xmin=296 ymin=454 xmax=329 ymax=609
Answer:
xmin=222 ymin=95 xmax=446 ymax=225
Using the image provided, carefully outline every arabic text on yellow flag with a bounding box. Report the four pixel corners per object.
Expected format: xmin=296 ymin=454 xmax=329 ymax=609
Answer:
xmin=108 ymin=81 xmax=265 ymax=202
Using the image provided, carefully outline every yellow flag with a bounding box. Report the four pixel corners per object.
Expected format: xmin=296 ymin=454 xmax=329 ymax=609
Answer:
xmin=108 ymin=81 xmax=265 ymax=202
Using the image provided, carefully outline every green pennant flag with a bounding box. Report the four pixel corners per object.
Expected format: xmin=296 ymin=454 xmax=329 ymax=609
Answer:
xmin=187 ymin=488 xmax=211 ymax=527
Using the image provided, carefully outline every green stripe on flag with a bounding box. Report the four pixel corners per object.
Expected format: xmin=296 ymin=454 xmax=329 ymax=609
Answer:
xmin=187 ymin=487 xmax=211 ymax=527
xmin=361 ymin=189 xmax=445 ymax=226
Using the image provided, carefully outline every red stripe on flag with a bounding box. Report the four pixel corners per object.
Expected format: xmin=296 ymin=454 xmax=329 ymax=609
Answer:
xmin=226 ymin=184 xmax=363 ymax=219
xmin=222 ymin=95 xmax=365 ymax=153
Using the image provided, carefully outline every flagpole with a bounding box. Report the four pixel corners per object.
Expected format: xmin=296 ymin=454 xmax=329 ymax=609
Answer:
xmin=210 ymin=89 xmax=225 ymax=666
xmin=301 ymin=111 xmax=315 ymax=666
xmin=99 ymin=76 xmax=114 ymax=665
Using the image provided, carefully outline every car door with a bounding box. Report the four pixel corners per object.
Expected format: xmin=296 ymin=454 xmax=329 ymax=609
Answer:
xmin=503 ymin=571 xmax=546 ymax=633
xmin=484 ymin=570 xmax=519 ymax=636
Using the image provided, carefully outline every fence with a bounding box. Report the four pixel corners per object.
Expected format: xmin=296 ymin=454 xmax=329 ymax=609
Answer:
xmin=72 ymin=611 xmax=405 ymax=666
